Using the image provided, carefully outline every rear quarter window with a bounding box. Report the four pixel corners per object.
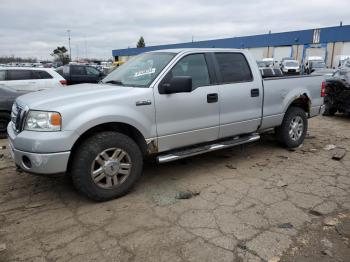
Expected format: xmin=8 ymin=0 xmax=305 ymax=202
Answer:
xmin=31 ymin=70 xmax=53 ymax=79
xmin=215 ymin=53 xmax=253 ymax=83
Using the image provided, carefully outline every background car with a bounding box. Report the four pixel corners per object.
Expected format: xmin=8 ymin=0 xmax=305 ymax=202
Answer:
xmin=304 ymin=56 xmax=324 ymax=74
xmin=0 ymin=86 xmax=28 ymax=138
xmin=0 ymin=67 xmax=66 ymax=91
xmin=323 ymin=69 xmax=350 ymax=116
xmin=280 ymin=60 xmax=300 ymax=75
xmin=56 ymin=64 xmax=105 ymax=85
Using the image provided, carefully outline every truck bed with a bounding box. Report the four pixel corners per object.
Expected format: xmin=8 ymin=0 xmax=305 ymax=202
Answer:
xmin=259 ymin=74 xmax=324 ymax=130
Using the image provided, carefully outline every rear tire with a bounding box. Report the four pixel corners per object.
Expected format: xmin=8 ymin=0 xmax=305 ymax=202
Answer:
xmin=323 ymin=103 xmax=337 ymax=116
xmin=275 ymin=107 xmax=308 ymax=148
xmin=0 ymin=112 xmax=11 ymax=139
xmin=71 ymin=131 xmax=143 ymax=201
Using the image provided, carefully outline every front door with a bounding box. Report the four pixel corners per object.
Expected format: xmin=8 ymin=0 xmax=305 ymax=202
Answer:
xmin=154 ymin=53 xmax=220 ymax=152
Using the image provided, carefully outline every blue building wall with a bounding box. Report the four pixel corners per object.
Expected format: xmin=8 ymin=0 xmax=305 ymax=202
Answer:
xmin=112 ymin=25 xmax=350 ymax=57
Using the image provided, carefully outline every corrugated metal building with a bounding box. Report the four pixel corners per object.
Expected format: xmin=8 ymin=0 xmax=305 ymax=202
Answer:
xmin=112 ymin=25 xmax=350 ymax=67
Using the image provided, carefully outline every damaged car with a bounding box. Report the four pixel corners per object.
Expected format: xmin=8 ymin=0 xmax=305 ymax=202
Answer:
xmin=323 ymin=69 xmax=350 ymax=116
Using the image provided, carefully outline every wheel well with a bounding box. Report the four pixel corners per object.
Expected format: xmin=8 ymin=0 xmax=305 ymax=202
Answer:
xmin=67 ymin=122 xmax=148 ymax=173
xmin=289 ymin=94 xmax=310 ymax=115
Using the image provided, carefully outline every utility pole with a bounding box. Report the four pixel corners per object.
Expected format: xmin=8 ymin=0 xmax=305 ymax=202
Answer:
xmin=67 ymin=30 xmax=72 ymax=61
xmin=84 ymin=37 xmax=88 ymax=59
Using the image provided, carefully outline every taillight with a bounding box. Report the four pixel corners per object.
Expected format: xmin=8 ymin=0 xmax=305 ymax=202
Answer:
xmin=321 ymin=81 xmax=326 ymax=97
xmin=59 ymin=79 xmax=67 ymax=86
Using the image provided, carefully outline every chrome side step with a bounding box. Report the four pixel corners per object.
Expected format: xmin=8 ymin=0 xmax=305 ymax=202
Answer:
xmin=157 ymin=133 xmax=260 ymax=163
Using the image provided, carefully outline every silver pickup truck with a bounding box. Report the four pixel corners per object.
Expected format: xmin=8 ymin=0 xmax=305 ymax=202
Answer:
xmin=7 ymin=48 xmax=325 ymax=201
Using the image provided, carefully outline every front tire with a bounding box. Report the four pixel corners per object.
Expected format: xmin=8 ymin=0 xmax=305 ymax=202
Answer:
xmin=275 ymin=107 xmax=308 ymax=148
xmin=71 ymin=131 xmax=143 ymax=201
xmin=0 ymin=112 xmax=11 ymax=139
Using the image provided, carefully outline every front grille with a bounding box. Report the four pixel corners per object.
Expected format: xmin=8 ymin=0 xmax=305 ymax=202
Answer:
xmin=288 ymin=69 xmax=296 ymax=73
xmin=11 ymin=103 xmax=25 ymax=133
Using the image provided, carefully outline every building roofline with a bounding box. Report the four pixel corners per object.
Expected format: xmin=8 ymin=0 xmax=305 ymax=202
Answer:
xmin=112 ymin=24 xmax=350 ymax=57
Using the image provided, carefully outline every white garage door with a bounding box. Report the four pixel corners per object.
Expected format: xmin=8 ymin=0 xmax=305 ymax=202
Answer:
xmin=247 ymin=48 xmax=265 ymax=60
xmin=342 ymin=42 xmax=350 ymax=55
xmin=305 ymin=47 xmax=326 ymax=60
xmin=273 ymin=46 xmax=292 ymax=62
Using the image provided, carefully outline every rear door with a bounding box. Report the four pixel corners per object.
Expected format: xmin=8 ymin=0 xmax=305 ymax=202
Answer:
xmin=213 ymin=52 xmax=263 ymax=138
xmin=31 ymin=70 xmax=54 ymax=90
xmin=154 ymin=52 xmax=220 ymax=152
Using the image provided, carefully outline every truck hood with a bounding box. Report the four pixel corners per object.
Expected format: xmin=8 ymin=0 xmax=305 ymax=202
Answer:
xmin=16 ymin=83 xmax=145 ymax=111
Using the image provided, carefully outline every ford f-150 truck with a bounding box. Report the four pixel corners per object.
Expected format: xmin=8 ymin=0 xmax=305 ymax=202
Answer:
xmin=7 ymin=49 xmax=325 ymax=201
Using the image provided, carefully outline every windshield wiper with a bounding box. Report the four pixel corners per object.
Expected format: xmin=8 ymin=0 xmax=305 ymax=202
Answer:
xmin=104 ymin=80 xmax=124 ymax=86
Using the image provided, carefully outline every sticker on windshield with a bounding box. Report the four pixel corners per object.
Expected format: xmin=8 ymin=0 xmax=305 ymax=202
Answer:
xmin=134 ymin=68 xmax=156 ymax=77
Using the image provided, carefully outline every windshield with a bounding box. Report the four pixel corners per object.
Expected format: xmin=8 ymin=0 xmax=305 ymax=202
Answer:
xmin=285 ymin=61 xmax=299 ymax=67
xmin=311 ymin=61 xmax=326 ymax=68
xmin=102 ymin=52 xmax=176 ymax=87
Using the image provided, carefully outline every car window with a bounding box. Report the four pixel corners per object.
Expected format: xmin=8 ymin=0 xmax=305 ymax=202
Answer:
xmin=170 ymin=54 xmax=210 ymax=88
xmin=86 ymin=66 xmax=100 ymax=76
xmin=215 ymin=53 xmax=253 ymax=83
xmin=31 ymin=70 xmax=53 ymax=79
xmin=38 ymin=71 xmax=53 ymax=79
xmin=71 ymin=66 xmax=86 ymax=75
xmin=262 ymin=68 xmax=273 ymax=77
xmin=7 ymin=70 xmax=32 ymax=80
xmin=273 ymin=69 xmax=283 ymax=77
xmin=0 ymin=70 xmax=5 ymax=81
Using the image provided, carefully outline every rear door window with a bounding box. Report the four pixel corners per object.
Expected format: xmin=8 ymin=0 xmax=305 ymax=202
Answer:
xmin=71 ymin=66 xmax=86 ymax=75
xmin=215 ymin=53 xmax=253 ymax=83
xmin=31 ymin=70 xmax=53 ymax=79
xmin=7 ymin=70 xmax=32 ymax=80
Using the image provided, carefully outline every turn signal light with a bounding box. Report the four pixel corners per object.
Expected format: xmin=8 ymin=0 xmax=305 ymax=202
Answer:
xmin=50 ymin=113 xmax=62 ymax=126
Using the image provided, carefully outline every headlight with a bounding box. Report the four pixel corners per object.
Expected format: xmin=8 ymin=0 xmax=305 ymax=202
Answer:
xmin=24 ymin=111 xmax=62 ymax=131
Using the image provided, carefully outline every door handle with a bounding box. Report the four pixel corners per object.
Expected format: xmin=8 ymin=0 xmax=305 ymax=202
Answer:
xmin=207 ymin=93 xmax=218 ymax=103
xmin=251 ymin=89 xmax=260 ymax=97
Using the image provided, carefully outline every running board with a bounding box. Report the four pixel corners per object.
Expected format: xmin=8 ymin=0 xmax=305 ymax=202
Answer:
xmin=157 ymin=133 xmax=260 ymax=163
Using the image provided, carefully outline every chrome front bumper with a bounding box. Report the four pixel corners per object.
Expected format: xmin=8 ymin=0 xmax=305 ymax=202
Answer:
xmin=8 ymin=140 xmax=70 ymax=174
xmin=7 ymin=122 xmax=71 ymax=175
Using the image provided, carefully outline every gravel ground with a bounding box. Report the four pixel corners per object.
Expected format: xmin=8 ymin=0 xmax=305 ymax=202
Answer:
xmin=0 ymin=115 xmax=349 ymax=262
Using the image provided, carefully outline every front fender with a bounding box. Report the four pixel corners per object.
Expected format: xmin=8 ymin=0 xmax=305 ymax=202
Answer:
xmin=63 ymin=104 xmax=156 ymax=139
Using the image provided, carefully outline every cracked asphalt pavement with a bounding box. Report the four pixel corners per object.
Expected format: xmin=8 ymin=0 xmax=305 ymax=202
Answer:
xmin=0 ymin=115 xmax=350 ymax=262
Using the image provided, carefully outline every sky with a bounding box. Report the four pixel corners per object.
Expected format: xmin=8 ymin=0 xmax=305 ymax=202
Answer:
xmin=0 ymin=0 xmax=349 ymax=60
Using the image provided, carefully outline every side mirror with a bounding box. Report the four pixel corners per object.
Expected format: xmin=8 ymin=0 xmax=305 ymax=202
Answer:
xmin=160 ymin=76 xmax=192 ymax=94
